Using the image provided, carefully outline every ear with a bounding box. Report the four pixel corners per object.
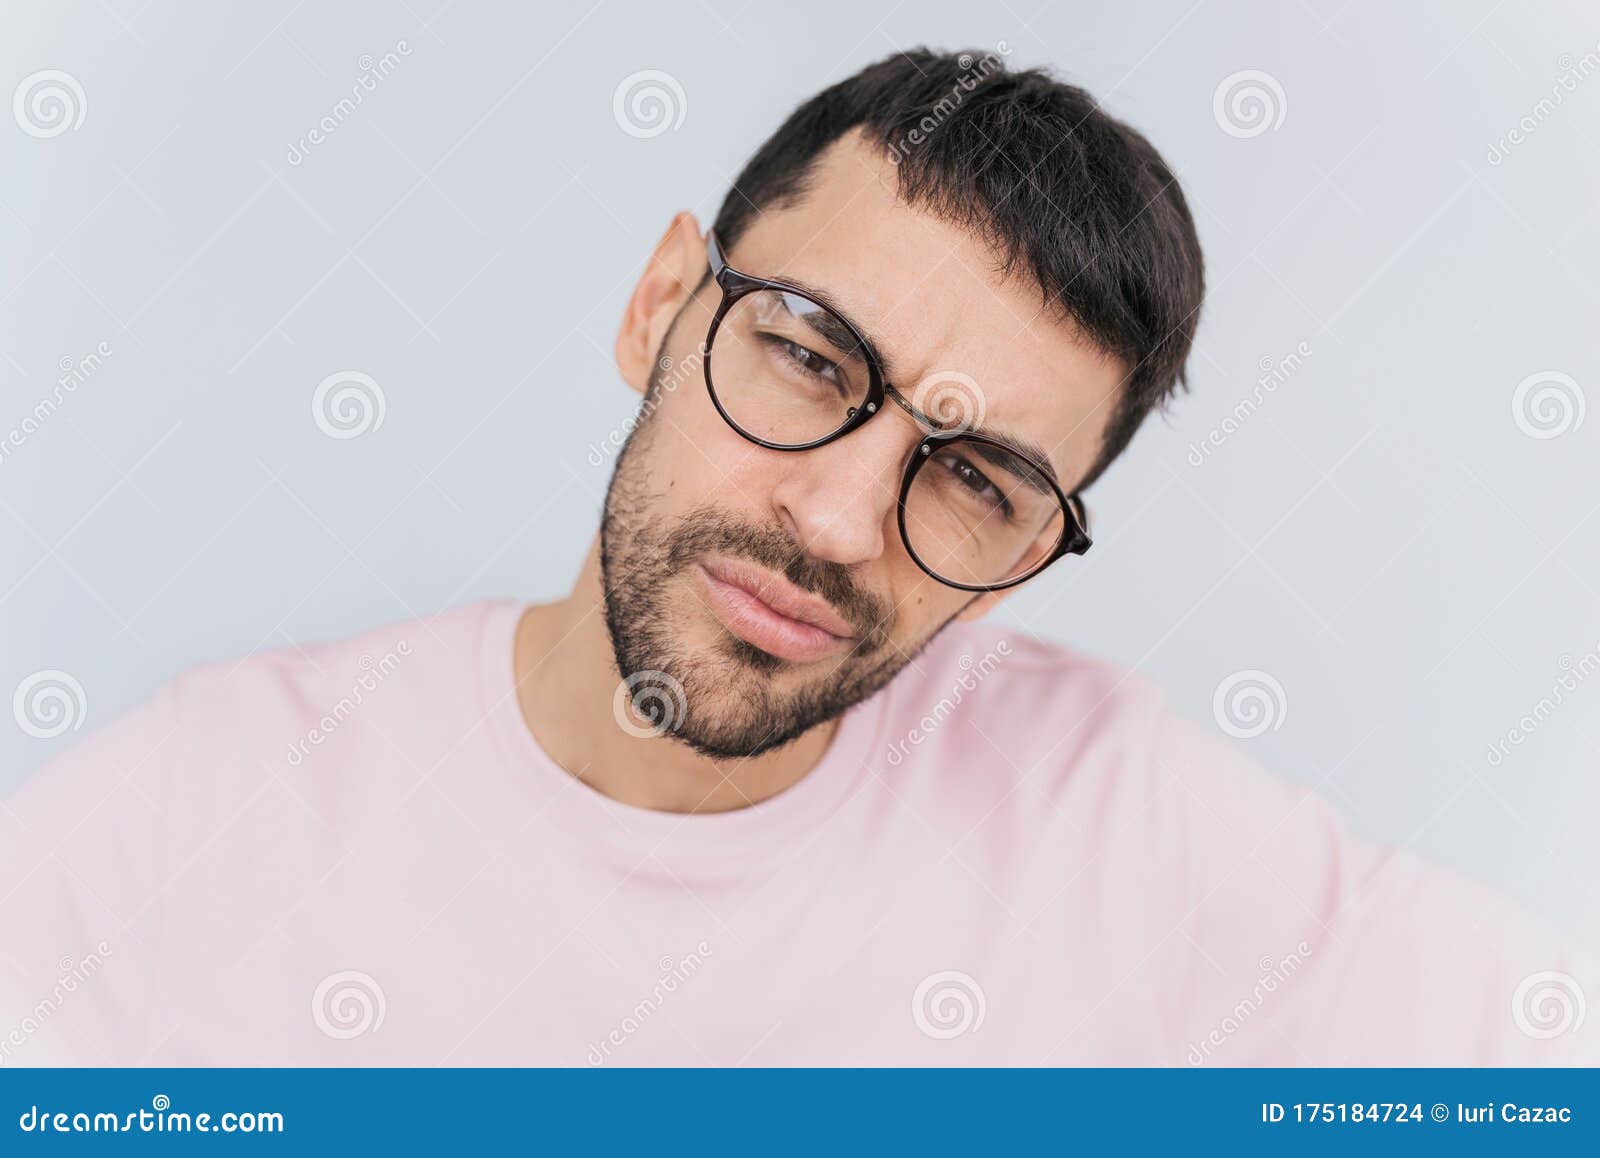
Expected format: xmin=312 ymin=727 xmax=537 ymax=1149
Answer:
xmin=615 ymin=211 xmax=707 ymax=396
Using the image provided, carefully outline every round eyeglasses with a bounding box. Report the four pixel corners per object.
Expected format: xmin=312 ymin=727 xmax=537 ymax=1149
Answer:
xmin=700 ymin=231 xmax=1091 ymax=592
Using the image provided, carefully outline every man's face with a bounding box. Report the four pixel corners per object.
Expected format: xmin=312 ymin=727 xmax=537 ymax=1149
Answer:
xmin=601 ymin=130 xmax=1125 ymax=760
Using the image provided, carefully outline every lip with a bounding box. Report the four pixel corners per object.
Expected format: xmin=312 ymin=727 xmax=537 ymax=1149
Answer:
xmin=695 ymin=558 xmax=855 ymax=664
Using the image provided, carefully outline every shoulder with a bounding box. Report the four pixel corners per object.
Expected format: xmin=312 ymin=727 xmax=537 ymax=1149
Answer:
xmin=887 ymin=619 xmax=1167 ymax=737
xmin=882 ymin=619 xmax=1355 ymax=884
xmin=5 ymin=597 xmax=517 ymax=836
xmin=872 ymin=619 xmax=1354 ymax=947
xmin=878 ymin=619 xmax=1174 ymax=799
xmin=171 ymin=598 xmax=512 ymax=737
xmin=889 ymin=627 xmax=1600 ymax=1064
xmin=4 ymin=596 xmax=517 ymax=906
xmin=884 ymin=618 xmax=1323 ymax=816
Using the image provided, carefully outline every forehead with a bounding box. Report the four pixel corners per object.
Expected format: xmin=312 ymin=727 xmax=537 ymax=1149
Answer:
xmin=724 ymin=129 xmax=1126 ymax=488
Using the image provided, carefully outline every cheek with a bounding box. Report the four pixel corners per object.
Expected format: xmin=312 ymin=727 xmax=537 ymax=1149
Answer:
xmin=640 ymin=381 xmax=975 ymax=635
xmin=638 ymin=382 xmax=772 ymax=510
xmin=884 ymin=558 xmax=971 ymax=641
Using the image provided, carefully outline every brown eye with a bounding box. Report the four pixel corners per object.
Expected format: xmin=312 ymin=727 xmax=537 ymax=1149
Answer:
xmin=760 ymin=334 xmax=845 ymax=391
xmin=939 ymin=453 xmax=1007 ymax=511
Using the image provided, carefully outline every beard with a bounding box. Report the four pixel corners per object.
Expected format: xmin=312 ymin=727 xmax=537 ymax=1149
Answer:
xmin=597 ymin=361 xmax=949 ymax=760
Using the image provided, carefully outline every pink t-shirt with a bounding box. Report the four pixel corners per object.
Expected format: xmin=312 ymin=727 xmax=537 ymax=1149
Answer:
xmin=2 ymin=599 xmax=1594 ymax=1065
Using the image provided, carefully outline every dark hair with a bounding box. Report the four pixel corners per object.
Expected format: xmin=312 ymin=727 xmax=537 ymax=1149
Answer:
xmin=711 ymin=47 xmax=1204 ymax=490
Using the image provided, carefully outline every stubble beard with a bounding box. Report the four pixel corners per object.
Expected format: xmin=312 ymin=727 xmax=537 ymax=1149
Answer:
xmin=597 ymin=373 xmax=940 ymax=761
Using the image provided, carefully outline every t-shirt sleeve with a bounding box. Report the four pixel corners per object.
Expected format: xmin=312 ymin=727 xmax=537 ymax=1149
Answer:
xmin=0 ymin=681 xmax=180 ymax=1066
xmin=1150 ymin=710 xmax=1599 ymax=1066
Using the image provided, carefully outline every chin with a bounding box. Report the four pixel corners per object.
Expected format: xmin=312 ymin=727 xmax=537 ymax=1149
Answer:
xmin=666 ymin=694 xmax=813 ymax=761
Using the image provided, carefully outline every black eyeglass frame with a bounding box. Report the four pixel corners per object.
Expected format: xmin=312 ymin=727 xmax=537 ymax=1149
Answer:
xmin=701 ymin=230 xmax=1091 ymax=593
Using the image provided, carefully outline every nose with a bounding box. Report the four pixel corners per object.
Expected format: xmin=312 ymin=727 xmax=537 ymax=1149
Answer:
xmin=769 ymin=408 xmax=916 ymax=568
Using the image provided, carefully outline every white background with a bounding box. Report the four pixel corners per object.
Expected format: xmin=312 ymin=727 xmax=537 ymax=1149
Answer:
xmin=3 ymin=1 xmax=1597 ymax=942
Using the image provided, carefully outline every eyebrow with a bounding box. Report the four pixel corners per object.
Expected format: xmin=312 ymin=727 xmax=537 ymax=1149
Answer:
xmin=774 ymin=274 xmax=1067 ymax=492
xmin=966 ymin=431 xmax=1062 ymax=493
xmin=774 ymin=275 xmax=900 ymax=381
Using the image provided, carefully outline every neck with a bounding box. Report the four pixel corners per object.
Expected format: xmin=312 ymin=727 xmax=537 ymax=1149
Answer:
xmin=511 ymin=539 xmax=838 ymax=813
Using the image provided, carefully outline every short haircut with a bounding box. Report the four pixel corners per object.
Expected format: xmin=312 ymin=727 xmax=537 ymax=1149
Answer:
xmin=711 ymin=47 xmax=1205 ymax=490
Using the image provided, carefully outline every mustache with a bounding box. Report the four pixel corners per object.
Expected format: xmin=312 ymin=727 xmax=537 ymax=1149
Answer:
xmin=664 ymin=505 xmax=895 ymax=650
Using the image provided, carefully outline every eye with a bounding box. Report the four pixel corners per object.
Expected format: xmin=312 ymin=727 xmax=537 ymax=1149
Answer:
xmin=939 ymin=453 xmax=1013 ymax=517
xmin=760 ymin=334 xmax=843 ymax=388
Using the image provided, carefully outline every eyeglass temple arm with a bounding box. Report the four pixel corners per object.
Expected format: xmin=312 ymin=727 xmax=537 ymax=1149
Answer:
xmin=705 ymin=230 xmax=726 ymax=279
xmin=1065 ymin=493 xmax=1091 ymax=552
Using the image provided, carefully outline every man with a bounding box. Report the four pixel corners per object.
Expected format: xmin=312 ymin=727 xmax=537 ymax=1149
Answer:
xmin=2 ymin=49 xmax=1593 ymax=1066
